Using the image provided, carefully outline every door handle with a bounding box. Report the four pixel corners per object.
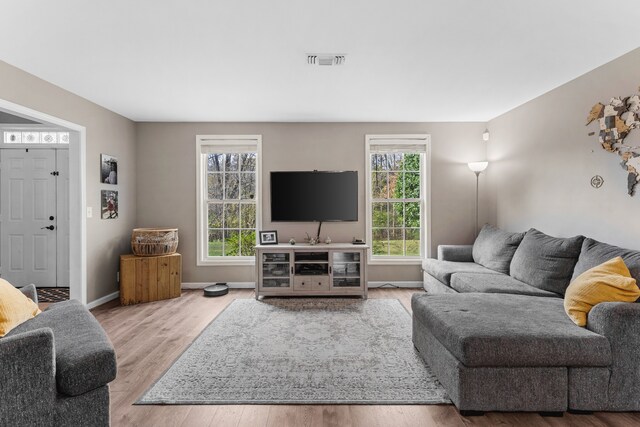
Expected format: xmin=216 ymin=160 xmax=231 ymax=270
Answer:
xmin=41 ymin=225 xmax=55 ymax=230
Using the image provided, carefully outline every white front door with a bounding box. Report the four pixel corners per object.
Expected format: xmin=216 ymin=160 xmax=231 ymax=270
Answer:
xmin=0 ymin=149 xmax=58 ymax=287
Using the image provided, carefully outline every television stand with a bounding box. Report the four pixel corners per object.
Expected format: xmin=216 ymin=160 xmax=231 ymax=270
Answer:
xmin=255 ymin=243 xmax=368 ymax=299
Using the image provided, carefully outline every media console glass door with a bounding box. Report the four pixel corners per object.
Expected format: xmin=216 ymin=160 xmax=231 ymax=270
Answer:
xmin=330 ymin=251 xmax=362 ymax=289
xmin=260 ymin=251 xmax=292 ymax=289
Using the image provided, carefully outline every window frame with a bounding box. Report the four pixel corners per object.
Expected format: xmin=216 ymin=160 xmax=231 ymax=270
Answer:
xmin=365 ymin=134 xmax=431 ymax=265
xmin=196 ymin=135 xmax=262 ymax=266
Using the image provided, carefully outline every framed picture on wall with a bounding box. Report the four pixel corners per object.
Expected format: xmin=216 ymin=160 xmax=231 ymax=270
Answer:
xmin=259 ymin=230 xmax=278 ymax=245
xmin=101 ymin=154 xmax=118 ymax=185
xmin=101 ymin=190 xmax=118 ymax=219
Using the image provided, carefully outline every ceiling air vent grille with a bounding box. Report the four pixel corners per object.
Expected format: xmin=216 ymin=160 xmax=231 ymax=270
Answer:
xmin=307 ymin=54 xmax=346 ymax=66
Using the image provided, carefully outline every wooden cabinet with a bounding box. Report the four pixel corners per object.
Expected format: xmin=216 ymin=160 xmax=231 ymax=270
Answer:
xmin=255 ymin=244 xmax=368 ymax=299
xmin=120 ymin=253 xmax=181 ymax=305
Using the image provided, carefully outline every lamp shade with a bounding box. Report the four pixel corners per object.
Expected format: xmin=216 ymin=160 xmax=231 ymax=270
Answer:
xmin=467 ymin=161 xmax=488 ymax=173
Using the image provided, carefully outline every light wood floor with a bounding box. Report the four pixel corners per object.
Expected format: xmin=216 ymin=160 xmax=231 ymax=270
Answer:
xmin=91 ymin=289 xmax=640 ymax=427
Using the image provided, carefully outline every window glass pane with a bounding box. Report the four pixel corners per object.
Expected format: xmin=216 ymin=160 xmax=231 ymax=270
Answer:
xmin=240 ymin=230 xmax=256 ymax=256
xmin=372 ymin=202 xmax=388 ymax=227
xmin=388 ymin=228 xmax=404 ymax=256
xmin=224 ymin=203 xmax=239 ymax=228
xmin=388 ymin=171 xmax=398 ymax=198
xmin=240 ymin=173 xmax=255 ymax=200
xmin=406 ymin=228 xmax=420 ymax=256
xmin=240 ymin=203 xmax=256 ymax=228
xmin=208 ymin=154 xmax=225 ymax=172
xmin=23 ymin=132 xmax=39 ymax=143
xmin=207 ymin=173 xmax=223 ymax=200
xmin=41 ymin=132 xmax=57 ymax=143
xmin=58 ymin=132 xmax=70 ymax=143
xmin=405 ymin=202 xmax=420 ymax=227
xmin=388 ymin=153 xmax=403 ymax=171
xmin=371 ymin=172 xmax=388 ymax=199
xmin=224 ymin=173 xmax=239 ymax=199
xmin=208 ymin=203 xmax=223 ymax=228
xmin=208 ymin=229 xmax=223 ymax=256
xmin=224 ymin=230 xmax=240 ymax=256
xmin=240 ymin=153 xmax=256 ymax=171
xmin=371 ymin=154 xmax=386 ymax=171
xmin=390 ymin=202 xmax=404 ymax=227
xmin=225 ymin=153 xmax=239 ymax=171
xmin=403 ymin=153 xmax=421 ymax=171
xmin=372 ymin=228 xmax=389 ymax=255
xmin=405 ymin=172 xmax=420 ymax=198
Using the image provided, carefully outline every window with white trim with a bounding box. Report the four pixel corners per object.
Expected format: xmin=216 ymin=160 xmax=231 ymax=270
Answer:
xmin=196 ymin=135 xmax=261 ymax=265
xmin=365 ymin=135 xmax=430 ymax=263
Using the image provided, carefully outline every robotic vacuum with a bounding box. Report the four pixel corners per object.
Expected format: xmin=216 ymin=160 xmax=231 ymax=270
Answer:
xmin=203 ymin=283 xmax=229 ymax=297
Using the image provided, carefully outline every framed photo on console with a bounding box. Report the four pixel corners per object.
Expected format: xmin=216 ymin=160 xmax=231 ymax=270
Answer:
xmin=259 ymin=230 xmax=278 ymax=245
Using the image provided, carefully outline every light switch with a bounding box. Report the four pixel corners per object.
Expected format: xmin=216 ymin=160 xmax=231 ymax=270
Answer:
xmin=87 ymin=207 xmax=93 ymax=218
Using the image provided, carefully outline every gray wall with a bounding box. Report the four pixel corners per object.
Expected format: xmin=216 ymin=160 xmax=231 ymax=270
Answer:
xmin=0 ymin=60 xmax=137 ymax=303
xmin=136 ymin=122 xmax=489 ymax=283
xmin=487 ymin=47 xmax=640 ymax=249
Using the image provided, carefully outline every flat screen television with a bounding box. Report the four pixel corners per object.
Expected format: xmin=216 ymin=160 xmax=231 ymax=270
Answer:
xmin=270 ymin=171 xmax=358 ymax=222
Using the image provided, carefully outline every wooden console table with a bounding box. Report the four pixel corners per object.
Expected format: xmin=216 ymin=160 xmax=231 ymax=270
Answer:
xmin=120 ymin=253 xmax=181 ymax=305
xmin=255 ymin=243 xmax=368 ymax=299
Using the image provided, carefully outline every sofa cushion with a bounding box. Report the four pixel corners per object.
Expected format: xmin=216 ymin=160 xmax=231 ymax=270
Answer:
xmin=450 ymin=272 xmax=560 ymax=298
xmin=422 ymin=259 xmax=495 ymax=286
xmin=472 ymin=225 xmax=525 ymax=274
xmin=6 ymin=300 xmax=116 ymax=396
xmin=572 ymin=238 xmax=640 ymax=283
xmin=0 ymin=279 xmax=41 ymax=337
xmin=565 ymin=257 xmax=640 ymax=327
xmin=510 ymin=229 xmax=584 ymax=295
xmin=411 ymin=293 xmax=611 ymax=367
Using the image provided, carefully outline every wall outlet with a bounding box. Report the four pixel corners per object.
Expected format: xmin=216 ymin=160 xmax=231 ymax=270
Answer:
xmin=86 ymin=207 xmax=93 ymax=218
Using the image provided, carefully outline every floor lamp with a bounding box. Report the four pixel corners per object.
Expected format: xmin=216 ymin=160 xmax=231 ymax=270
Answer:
xmin=467 ymin=161 xmax=488 ymax=236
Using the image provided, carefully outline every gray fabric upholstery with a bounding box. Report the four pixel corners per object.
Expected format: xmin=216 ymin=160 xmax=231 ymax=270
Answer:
xmin=55 ymin=385 xmax=110 ymax=427
xmin=7 ymin=300 xmax=117 ymax=397
xmin=422 ymin=272 xmax=457 ymax=294
xmin=411 ymin=293 xmax=610 ymax=367
xmin=472 ymin=225 xmax=525 ymax=274
xmin=413 ymin=313 xmax=568 ymax=412
xmin=421 ymin=259 xmax=494 ymax=286
xmin=568 ymin=367 xmax=611 ymax=411
xmin=437 ymin=245 xmax=473 ymax=262
xmin=0 ymin=328 xmax=56 ymax=427
xmin=450 ymin=272 xmax=561 ymax=298
xmin=572 ymin=238 xmax=640 ymax=283
xmin=509 ymin=228 xmax=584 ymax=295
xmin=19 ymin=284 xmax=38 ymax=304
xmin=585 ymin=302 xmax=640 ymax=411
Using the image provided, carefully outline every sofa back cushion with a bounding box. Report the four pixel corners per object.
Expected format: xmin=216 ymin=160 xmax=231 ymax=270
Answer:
xmin=510 ymin=228 xmax=584 ymax=295
xmin=472 ymin=224 xmax=525 ymax=274
xmin=572 ymin=238 xmax=640 ymax=283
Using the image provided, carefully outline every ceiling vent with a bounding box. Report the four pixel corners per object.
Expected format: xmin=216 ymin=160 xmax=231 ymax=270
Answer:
xmin=307 ymin=54 xmax=346 ymax=66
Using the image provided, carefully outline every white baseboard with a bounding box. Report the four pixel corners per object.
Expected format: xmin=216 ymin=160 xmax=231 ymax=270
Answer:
xmin=86 ymin=291 xmax=120 ymax=309
xmin=182 ymin=282 xmax=255 ymax=289
xmin=368 ymin=281 xmax=423 ymax=289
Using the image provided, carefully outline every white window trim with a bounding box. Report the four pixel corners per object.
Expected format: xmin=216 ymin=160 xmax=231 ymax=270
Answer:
xmin=196 ymin=135 xmax=262 ymax=266
xmin=365 ymin=134 xmax=431 ymax=265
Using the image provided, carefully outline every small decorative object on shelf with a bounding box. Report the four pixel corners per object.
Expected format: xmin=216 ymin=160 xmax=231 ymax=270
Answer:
xmin=289 ymin=238 xmax=296 ymax=245
xmin=305 ymin=232 xmax=318 ymax=245
xmin=131 ymin=228 xmax=178 ymax=256
xmin=325 ymin=236 xmax=332 ymax=244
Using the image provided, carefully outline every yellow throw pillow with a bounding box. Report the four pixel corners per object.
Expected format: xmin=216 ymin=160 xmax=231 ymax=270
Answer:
xmin=0 ymin=279 xmax=41 ymax=336
xmin=565 ymin=257 xmax=640 ymax=327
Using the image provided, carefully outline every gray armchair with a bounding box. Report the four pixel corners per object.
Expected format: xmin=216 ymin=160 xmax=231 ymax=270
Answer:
xmin=0 ymin=285 xmax=116 ymax=426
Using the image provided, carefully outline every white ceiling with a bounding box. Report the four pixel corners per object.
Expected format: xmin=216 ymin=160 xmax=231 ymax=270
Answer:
xmin=1 ymin=0 xmax=639 ymax=122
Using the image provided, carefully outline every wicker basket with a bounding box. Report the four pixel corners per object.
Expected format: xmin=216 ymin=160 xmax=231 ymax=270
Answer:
xmin=131 ymin=228 xmax=179 ymax=257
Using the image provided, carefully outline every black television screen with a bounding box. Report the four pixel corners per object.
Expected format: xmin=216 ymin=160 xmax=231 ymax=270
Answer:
xmin=270 ymin=171 xmax=358 ymax=222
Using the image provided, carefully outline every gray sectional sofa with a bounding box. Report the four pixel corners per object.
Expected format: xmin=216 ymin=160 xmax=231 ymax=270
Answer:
xmin=0 ymin=285 xmax=117 ymax=426
xmin=412 ymin=225 xmax=640 ymax=414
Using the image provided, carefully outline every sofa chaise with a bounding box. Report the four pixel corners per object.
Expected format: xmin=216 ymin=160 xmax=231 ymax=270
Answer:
xmin=0 ymin=285 xmax=117 ymax=426
xmin=412 ymin=225 xmax=640 ymax=414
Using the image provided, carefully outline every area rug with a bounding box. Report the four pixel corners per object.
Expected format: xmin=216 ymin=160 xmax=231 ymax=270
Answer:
xmin=137 ymin=298 xmax=450 ymax=405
